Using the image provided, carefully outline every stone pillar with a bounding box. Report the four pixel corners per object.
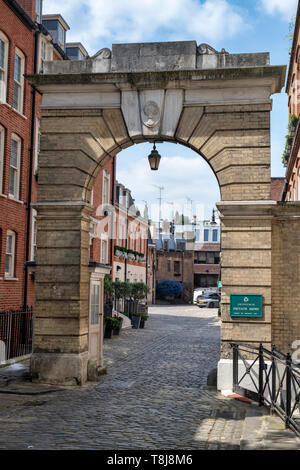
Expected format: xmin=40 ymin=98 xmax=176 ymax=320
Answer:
xmin=30 ymin=202 xmax=92 ymax=385
xmin=217 ymin=201 xmax=276 ymax=390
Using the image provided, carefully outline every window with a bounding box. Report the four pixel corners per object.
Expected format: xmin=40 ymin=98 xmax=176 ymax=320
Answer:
xmin=212 ymin=229 xmax=218 ymax=242
xmin=9 ymin=135 xmax=21 ymax=199
xmin=34 ymin=118 xmax=40 ymax=174
xmin=5 ymin=231 xmax=16 ymax=278
xmin=31 ymin=209 xmax=37 ymax=261
xmin=204 ymin=229 xmax=209 ymax=242
xmin=0 ymin=125 xmax=4 ymax=193
xmin=35 ymin=0 xmax=42 ymax=22
xmin=39 ymin=38 xmax=46 ymax=72
xmin=174 ymin=261 xmax=180 ymax=274
xmin=167 ymin=260 xmax=171 ymax=272
xmin=0 ymin=31 xmax=8 ymax=102
xmin=102 ymin=170 xmax=110 ymax=205
xmin=13 ymin=49 xmax=25 ymax=113
xmin=90 ymin=283 xmax=100 ymax=325
xmin=101 ymin=239 xmax=108 ymax=264
xmin=57 ymin=25 xmax=64 ymax=48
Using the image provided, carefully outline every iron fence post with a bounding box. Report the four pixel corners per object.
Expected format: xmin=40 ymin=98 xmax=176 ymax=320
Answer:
xmin=286 ymin=352 xmax=292 ymax=429
xmin=232 ymin=343 xmax=238 ymax=392
xmin=271 ymin=344 xmax=276 ymax=413
xmin=259 ymin=343 xmax=264 ymax=406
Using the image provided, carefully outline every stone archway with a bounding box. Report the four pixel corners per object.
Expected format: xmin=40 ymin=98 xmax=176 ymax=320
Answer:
xmin=27 ymin=41 xmax=286 ymax=385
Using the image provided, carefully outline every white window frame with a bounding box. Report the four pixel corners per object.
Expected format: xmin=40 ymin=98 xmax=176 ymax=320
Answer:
xmin=35 ymin=0 xmax=42 ymax=23
xmin=90 ymin=281 xmax=100 ymax=325
xmin=13 ymin=48 xmax=25 ymax=114
xmin=57 ymin=24 xmax=64 ymax=49
xmin=5 ymin=230 xmax=16 ymax=278
xmin=101 ymin=237 xmax=108 ymax=264
xmin=203 ymin=228 xmax=209 ymax=243
xmin=0 ymin=31 xmax=9 ymax=103
xmin=34 ymin=117 xmax=40 ymax=174
xmin=0 ymin=125 xmax=4 ymax=194
xmin=102 ymin=170 xmax=110 ymax=205
xmin=30 ymin=209 xmax=37 ymax=261
xmin=9 ymin=134 xmax=21 ymax=200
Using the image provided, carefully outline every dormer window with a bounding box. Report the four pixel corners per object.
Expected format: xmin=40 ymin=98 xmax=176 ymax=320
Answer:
xmin=35 ymin=0 xmax=42 ymax=23
xmin=57 ymin=24 xmax=64 ymax=48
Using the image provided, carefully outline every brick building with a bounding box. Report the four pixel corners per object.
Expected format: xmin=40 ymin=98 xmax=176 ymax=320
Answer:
xmin=112 ymin=182 xmax=149 ymax=285
xmin=155 ymin=232 xmax=194 ymax=303
xmin=193 ymin=215 xmax=221 ymax=289
xmin=0 ymin=0 xmax=76 ymax=312
xmin=282 ymin=0 xmax=300 ymax=200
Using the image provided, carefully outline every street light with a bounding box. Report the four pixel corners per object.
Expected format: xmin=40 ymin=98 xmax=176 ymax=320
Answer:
xmin=148 ymin=143 xmax=161 ymax=170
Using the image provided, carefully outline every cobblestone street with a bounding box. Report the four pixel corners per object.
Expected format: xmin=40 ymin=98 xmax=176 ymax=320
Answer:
xmin=0 ymin=305 xmax=286 ymax=450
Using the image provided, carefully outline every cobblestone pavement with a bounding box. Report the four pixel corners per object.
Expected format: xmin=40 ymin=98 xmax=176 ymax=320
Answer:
xmin=0 ymin=305 xmax=259 ymax=450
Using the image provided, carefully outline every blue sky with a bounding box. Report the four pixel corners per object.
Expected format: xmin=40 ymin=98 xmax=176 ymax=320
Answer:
xmin=43 ymin=0 xmax=298 ymax=220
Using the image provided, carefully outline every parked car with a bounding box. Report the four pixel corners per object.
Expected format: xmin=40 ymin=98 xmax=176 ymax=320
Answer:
xmin=197 ymin=292 xmax=220 ymax=308
xmin=193 ymin=288 xmax=204 ymax=304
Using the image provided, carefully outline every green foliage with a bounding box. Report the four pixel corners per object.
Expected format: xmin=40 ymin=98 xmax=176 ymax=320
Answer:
xmin=104 ymin=274 xmax=114 ymax=300
xmin=104 ymin=317 xmax=120 ymax=329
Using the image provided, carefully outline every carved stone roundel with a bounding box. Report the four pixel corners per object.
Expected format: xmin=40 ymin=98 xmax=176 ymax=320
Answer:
xmin=142 ymin=101 xmax=160 ymax=128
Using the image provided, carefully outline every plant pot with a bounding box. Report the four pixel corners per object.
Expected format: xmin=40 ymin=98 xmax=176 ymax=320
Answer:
xmin=104 ymin=325 xmax=113 ymax=338
xmin=131 ymin=314 xmax=141 ymax=329
xmin=113 ymin=318 xmax=123 ymax=335
xmin=139 ymin=319 xmax=145 ymax=329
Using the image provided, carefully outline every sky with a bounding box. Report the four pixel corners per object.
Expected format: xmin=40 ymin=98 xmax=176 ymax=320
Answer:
xmin=43 ymin=0 xmax=298 ymax=221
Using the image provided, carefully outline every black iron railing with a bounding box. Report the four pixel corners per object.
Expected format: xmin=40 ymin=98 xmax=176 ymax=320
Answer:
xmin=231 ymin=342 xmax=300 ymax=437
xmin=0 ymin=307 xmax=33 ymax=363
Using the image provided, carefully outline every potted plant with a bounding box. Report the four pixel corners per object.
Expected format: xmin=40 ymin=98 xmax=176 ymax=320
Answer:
xmin=112 ymin=315 xmax=123 ymax=335
xmin=139 ymin=313 xmax=149 ymax=329
xmin=130 ymin=283 xmax=149 ymax=328
xmin=104 ymin=317 xmax=115 ymax=338
xmin=104 ymin=275 xmax=114 ymax=318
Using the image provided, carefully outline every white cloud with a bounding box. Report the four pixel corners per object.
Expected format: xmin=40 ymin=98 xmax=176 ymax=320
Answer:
xmin=43 ymin=0 xmax=247 ymax=54
xmin=260 ymin=0 xmax=298 ymax=20
xmin=116 ymin=147 xmax=220 ymax=221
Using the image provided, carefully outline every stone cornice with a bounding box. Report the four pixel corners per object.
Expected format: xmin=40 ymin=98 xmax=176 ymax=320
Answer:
xmin=26 ymin=65 xmax=286 ymax=95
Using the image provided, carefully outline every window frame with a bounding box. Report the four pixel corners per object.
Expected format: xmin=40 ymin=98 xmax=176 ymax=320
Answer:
xmin=102 ymin=170 xmax=110 ymax=205
xmin=0 ymin=31 xmax=9 ymax=103
xmin=30 ymin=209 xmax=37 ymax=262
xmin=13 ymin=48 xmax=25 ymax=114
xmin=9 ymin=134 xmax=21 ymax=200
xmin=0 ymin=125 xmax=4 ymax=194
xmin=5 ymin=230 xmax=16 ymax=279
xmin=34 ymin=117 xmax=40 ymax=174
xmin=101 ymin=237 xmax=108 ymax=264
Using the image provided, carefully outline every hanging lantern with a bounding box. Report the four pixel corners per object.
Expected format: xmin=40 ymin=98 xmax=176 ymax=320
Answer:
xmin=148 ymin=143 xmax=161 ymax=170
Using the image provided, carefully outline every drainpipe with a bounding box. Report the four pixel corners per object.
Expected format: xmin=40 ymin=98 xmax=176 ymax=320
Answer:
xmin=23 ymin=29 xmax=39 ymax=309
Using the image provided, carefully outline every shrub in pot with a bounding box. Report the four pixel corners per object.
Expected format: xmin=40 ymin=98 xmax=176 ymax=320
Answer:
xmin=112 ymin=315 xmax=123 ymax=335
xmin=139 ymin=313 xmax=149 ymax=329
xmin=104 ymin=317 xmax=118 ymax=338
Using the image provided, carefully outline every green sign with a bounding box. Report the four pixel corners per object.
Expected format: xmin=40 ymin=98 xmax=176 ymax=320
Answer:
xmin=230 ymin=294 xmax=263 ymax=318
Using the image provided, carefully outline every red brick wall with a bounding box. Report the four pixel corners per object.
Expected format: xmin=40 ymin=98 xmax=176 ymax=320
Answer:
xmin=0 ymin=0 xmax=36 ymax=310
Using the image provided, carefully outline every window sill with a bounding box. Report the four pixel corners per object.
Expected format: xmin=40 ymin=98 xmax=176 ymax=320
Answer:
xmin=11 ymin=107 xmax=27 ymax=120
xmin=4 ymin=102 xmax=27 ymax=120
xmin=0 ymin=193 xmax=7 ymax=199
xmin=7 ymin=195 xmax=24 ymax=204
xmin=4 ymin=277 xmax=18 ymax=281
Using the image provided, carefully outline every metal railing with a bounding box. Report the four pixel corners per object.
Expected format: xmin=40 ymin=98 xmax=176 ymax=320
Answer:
xmin=0 ymin=307 xmax=33 ymax=364
xmin=231 ymin=342 xmax=300 ymax=437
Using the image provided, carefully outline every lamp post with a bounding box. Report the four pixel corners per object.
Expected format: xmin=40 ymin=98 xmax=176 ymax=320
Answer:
xmin=148 ymin=143 xmax=161 ymax=170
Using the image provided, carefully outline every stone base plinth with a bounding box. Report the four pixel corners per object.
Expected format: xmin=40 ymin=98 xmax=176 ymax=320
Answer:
xmin=217 ymin=358 xmax=272 ymax=395
xmin=30 ymin=352 xmax=89 ymax=386
xmin=87 ymin=360 xmax=107 ymax=381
